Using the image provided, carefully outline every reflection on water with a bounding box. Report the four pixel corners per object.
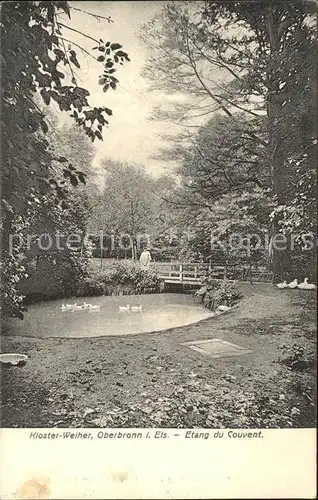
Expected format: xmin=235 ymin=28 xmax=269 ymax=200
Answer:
xmin=5 ymin=294 xmax=214 ymax=338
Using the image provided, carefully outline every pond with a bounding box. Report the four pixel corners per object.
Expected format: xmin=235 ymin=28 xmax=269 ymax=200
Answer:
xmin=4 ymin=294 xmax=214 ymax=338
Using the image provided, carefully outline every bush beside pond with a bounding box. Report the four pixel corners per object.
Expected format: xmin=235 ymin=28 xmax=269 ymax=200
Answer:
xmin=83 ymin=260 xmax=160 ymax=297
xmin=20 ymin=254 xmax=88 ymax=305
xmin=196 ymin=279 xmax=243 ymax=311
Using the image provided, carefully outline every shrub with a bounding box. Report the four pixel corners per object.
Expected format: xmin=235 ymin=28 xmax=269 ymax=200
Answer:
xmin=277 ymin=339 xmax=316 ymax=426
xmin=82 ymin=277 xmax=105 ymax=297
xmin=205 ymin=279 xmax=222 ymax=291
xmin=201 ymin=279 xmax=243 ymax=311
xmin=83 ymin=260 xmax=160 ymax=296
xmin=278 ymin=339 xmax=316 ymax=372
xmin=20 ymin=254 xmax=88 ymax=303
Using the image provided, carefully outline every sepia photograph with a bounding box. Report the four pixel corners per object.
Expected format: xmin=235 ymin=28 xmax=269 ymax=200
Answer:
xmin=0 ymin=0 xmax=317 ymax=442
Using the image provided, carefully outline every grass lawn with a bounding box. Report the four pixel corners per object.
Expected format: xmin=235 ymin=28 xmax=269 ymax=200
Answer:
xmin=1 ymin=284 xmax=316 ymax=428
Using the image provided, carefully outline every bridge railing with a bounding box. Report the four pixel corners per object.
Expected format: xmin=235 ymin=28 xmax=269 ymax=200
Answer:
xmin=151 ymin=262 xmax=273 ymax=284
xmin=152 ymin=262 xmax=210 ymax=283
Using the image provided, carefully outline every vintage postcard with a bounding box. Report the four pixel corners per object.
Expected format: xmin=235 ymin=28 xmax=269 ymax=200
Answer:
xmin=0 ymin=1 xmax=316 ymax=498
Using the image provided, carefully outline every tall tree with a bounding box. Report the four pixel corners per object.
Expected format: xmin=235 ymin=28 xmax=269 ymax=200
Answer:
xmin=88 ymin=163 xmax=180 ymax=261
xmin=157 ymin=113 xmax=272 ymax=263
xmin=142 ymin=0 xmax=317 ymax=279
xmin=1 ymin=1 xmax=130 ymax=317
xmin=89 ymin=161 xmax=156 ymax=260
xmin=18 ymin=111 xmax=100 ymax=304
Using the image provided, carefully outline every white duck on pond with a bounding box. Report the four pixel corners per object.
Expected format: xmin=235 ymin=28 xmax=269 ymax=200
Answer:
xmin=72 ymin=304 xmax=85 ymax=312
xmin=61 ymin=303 xmax=77 ymax=312
xmin=119 ymin=305 xmax=131 ymax=312
xmin=61 ymin=302 xmax=100 ymax=312
xmin=131 ymin=305 xmax=143 ymax=312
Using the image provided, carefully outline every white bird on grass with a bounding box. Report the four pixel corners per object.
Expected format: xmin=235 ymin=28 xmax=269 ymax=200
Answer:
xmin=216 ymin=305 xmax=231 ymax=312
xmin=276 ymin=281 xmax=288 ymax=289
xmin=297 ymin=278 xmax=317 ymax=290
xmin=288 ymin=279 xmax=298 ymax=289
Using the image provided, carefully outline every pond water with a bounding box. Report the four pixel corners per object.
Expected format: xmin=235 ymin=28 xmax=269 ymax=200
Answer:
xmin=4 ymin=294 xmax=214 ymax=338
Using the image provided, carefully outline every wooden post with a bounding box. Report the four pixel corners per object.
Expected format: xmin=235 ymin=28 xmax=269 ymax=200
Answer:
xmin=271 ymin=269 xmax=275 ymax=284
xmin=194 ymin=265 xmax=197 ymax=279
xmin=249 ymin=260 xmax=252 ymax=284
xmin=179 ymin=264 xmax=183 ymax=283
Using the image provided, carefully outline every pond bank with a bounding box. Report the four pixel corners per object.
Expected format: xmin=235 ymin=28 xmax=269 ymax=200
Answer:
xmin=3 ymin=294 xmax=213 ymax=338
xmin=1 ymin=284 xmax=316 ymax=428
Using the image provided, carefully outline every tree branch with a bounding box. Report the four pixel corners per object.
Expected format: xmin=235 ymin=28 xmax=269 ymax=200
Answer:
xmin=57 ymin=22 xmax=99 ymax=43
xmin=56 ymin=36 xmax=97 ymax=60
xmin=214 ymin=94 xmax=261 ymax=118
xmin=70 ymin=6 xmax=113 ymax=23
xmin=191 ymin=38 xmax=243 ymax=81
xmin=185 ymin=32 xmax=268 ymax=148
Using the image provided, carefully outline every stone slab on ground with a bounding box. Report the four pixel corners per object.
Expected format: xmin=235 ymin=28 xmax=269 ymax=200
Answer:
xmin=182 ymin=338 xmax=253 ymax=358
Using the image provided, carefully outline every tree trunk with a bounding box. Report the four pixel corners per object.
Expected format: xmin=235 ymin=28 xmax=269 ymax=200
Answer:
xmin=132 ymin=238 xmax=137 ymax=261
xmin=266 ymin=6 xmax=293 ymax=281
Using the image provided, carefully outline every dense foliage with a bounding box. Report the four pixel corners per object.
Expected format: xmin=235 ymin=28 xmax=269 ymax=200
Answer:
xmin=83 ymin=260 xmax=160 ymax=296
xmin=88 ymin=161 xmax=179 ymax=261
xmin=142 ymin=0 xmax=317 ymax=280
xmin=1 ymin=1 xmax=129 ymax=317
xmin=195 ymin=279 xmax=243 ymax=311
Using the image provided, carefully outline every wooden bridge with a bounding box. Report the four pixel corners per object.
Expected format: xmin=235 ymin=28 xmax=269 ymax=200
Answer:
xmin=151 ymin=262 xmax=273 ymax=289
